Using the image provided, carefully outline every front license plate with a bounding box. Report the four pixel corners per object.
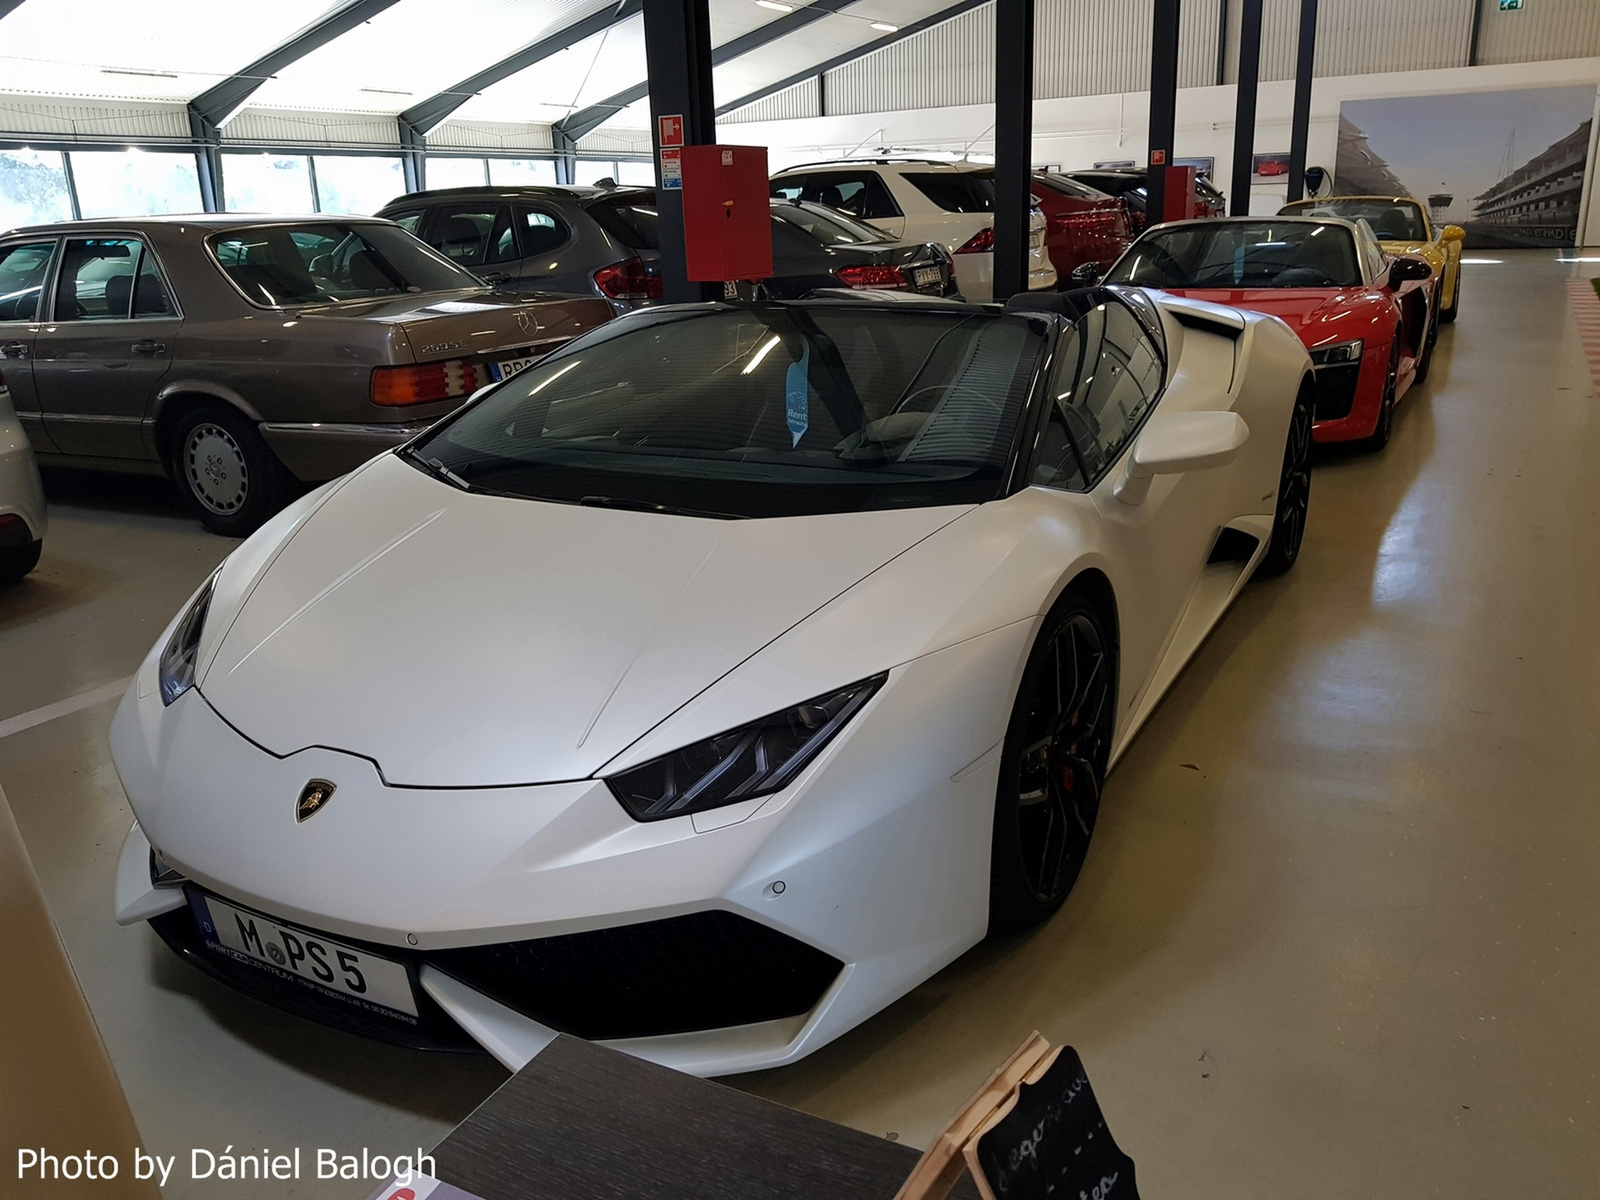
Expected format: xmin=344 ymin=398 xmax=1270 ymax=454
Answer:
xmin=488 ymin=355 xmax=539 ymax=382
xmin=913 ymin=266 xmax=942 ymax=289
xmin=191 ymin=891 xmax=418 ymax=1019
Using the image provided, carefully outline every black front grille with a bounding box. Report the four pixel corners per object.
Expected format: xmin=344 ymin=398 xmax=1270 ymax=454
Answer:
xmin=428 ymin=910 xmax=843 ymax=1041
xmin=1313 ymin=363 xmax=1362 ymax=421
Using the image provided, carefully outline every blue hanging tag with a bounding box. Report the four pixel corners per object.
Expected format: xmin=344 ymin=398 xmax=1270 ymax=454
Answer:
xmin=785 ymin=343 xmax=810 ymax=447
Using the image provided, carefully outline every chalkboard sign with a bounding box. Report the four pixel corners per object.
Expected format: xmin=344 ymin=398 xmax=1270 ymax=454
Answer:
xmin=963 ymin=1046 xmax=1138 ymax=1200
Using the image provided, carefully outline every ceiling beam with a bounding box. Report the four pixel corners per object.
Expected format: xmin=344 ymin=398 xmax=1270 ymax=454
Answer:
xmin=0 ymin=0 xmax=27 ymax=20
xmin=400 ymin=0 xmax=644 ymax=138
xmin=554 ymin=0 xmax=858 ymax=146
xmin=189 ymin=0 xmax=402 ymax=129
xmin=716 ymin=0 xmax=989 ymax=118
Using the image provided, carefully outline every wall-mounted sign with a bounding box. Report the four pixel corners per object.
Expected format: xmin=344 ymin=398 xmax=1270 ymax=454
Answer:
xmin=658 ymin=114 xmax=684 ymax=148
xmin=1499 ymin=0 xmax=1523 ymax=10
xmin=660 ymin=147 xmax=683 ymax=189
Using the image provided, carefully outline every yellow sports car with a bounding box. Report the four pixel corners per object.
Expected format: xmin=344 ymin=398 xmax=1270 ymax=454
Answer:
xmin=1280 ymin=195 xmax=1464 ymax=324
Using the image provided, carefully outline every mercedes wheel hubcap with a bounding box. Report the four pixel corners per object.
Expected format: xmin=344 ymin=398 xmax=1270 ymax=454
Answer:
xmin=185 ymin=424 xmax=248 ymax=515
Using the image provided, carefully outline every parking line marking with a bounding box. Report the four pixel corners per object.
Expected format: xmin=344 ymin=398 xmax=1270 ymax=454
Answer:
xmin=0 ymin=678 xmax=133 ymax=741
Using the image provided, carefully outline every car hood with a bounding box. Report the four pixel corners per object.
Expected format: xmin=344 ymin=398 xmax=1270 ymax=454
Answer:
xmin=197 ymin=454 xmax=969 ymax=787
xmin=302 ymin=290 xmax=613 ymax=363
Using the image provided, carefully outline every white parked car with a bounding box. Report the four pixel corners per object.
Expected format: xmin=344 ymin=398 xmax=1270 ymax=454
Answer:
xmin=770 ymin=159 xmax=1057 ymax=300
xmin=112 ymin=288 xmax=1311 ymax=1077
xmin=0 ymin=361 xmax=45 ymax=584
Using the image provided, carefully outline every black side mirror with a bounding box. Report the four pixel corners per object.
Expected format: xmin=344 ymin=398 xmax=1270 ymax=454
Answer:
xmin=1387 ymin=255 xmax=1433 ymax=285
xmin=1070 ymin=262 xmax=1103 ymax=286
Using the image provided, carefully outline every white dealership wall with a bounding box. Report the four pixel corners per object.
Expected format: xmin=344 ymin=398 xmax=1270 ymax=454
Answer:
xmin=722 ymin=56 xmax=1600 ymax=246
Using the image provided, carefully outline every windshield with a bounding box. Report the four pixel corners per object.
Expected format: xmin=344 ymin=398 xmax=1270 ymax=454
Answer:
xmin=585 ymin=194 xmax=660 ymax=250
xmin=209 ymin=222 xmax=481 ymax=306
xmin=1283 ymin=198 xmax=1428 ymax=242
xmin=1104 ymin=221 xmax=1361 ymax=289
xmin=406 ymin=305 xmax=1048 ymax=518
xmin=772 ymin=202 xmax=893 ymax=245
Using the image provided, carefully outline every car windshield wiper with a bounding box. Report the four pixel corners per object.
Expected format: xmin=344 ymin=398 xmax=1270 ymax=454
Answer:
xmin=579 ymin=494 xmax=740 ymax=520
xmin=401 ymin=446 xmax=476 ymax=492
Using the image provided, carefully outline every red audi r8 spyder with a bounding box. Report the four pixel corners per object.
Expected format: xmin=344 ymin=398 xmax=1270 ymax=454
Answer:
xmin=1101 ymin=216 xmax=1436 ymax=448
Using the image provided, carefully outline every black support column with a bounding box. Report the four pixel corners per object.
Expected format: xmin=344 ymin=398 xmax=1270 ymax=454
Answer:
xmin=992 ymin=0 xmax=1034 ymax=300
xmin=1146 ymin=0 xmax=1181 ymax=226
xmin=644 ymin=0 xmax=718 ymax=304
xmin=1229 ymin=0 xmax=1263 ymax=216
xmin=1285 ymin=0 xmax=1319 ymax=202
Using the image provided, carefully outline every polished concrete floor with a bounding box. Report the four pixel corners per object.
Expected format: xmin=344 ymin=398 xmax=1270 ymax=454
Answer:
xmin=3 ymin=251 xmax=1597 ymax=1197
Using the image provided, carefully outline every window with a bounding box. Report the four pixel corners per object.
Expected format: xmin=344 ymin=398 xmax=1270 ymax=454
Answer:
xmin=1063 ymin=302 xmax=1165 ymax=481
xmin=774 ymin=173 xmax=902 ymax=221
xmin=0 ymin=150 xmax=73 ymax=231
xmin=586 ymin=198 xmax=658 ymax=250
xmin=387 ymin=210 xmax=425 ymax=234
xmin=430 ymin=205 xmax=518 ymax=267
xmin=210 ymin=222 xmax=480 ymax=306
xmin=132 ymin=247 xmax=174 ymax=317
xmin=575 ymin=159 xmax=618 ymax=187
xmin=1288 ymin=198 xmax=1428 ymax=242
xmin=1034 ymin=174 xmax=1105 ymax=202
xmin=55 ymin=238 xmax=142 ymax=321
xmin=0 ymin=241 xmax=56 ymax=321
xmin=488 ymin=159 xmax=557 ymax=186
xmin=772 ymin=204 xmax=890 ymax=245
xmin=407 ymin=305 xmax=1047 ymax=519
xmin=1031 ymin=328 xmax=1088 ymax=491
xmin=312 ymin=156 xmax=405 ymax=216
xmin=901 ymin=172 xmax=994 ymax=214
xmin=425 ymin=157 xmax=488 ymax=189
xmin=1103 ymin=221 xmax=1361 ymax=289
xmin=515 ymin=208 xmax=569 ymax=256
xmin=223 ymin=153 xmax=314 ymax=214
xmin=616 ymin=160 xmax=656 ymax=187
xmin=69 ymin=150 xmax=202 ymax=218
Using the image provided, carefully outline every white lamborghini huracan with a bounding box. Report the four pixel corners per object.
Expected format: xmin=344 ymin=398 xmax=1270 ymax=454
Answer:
xmin=111 ymin=286 xmax=1312 ymax=1076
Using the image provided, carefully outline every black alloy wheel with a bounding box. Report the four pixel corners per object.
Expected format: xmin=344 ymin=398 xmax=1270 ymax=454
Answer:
xmin=1361 ymin=334 xmax=1401 ymax=453
xmin=989 ymin=590 xmax=1116 ymax=933
xmin=1258 ymin=376 xmax=1314 ymax=577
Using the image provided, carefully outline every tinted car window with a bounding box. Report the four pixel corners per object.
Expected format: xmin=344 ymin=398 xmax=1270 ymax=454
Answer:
xmin=132 ymin=247 xmax=175 ymax=317
xmin=387 ymin=210 xmax=425 ymax=234
xmin=775 ymin=174 xmax=902 ymax=221
xmin=1104 ymin=221 xmax=1361 ymax=289
xmin=409 ymin=306 xmax=1047 ymax=518
xmin=1287 ymin=198 xmax=1428 ymax=241
xmin=1031 ymin=327 xmax=1088 ymax=490
xmin=902 ymin=173 xmax=994 ymax=213
xmin=56 ymin=238 xmax=141 ymax=321
xmin=772 ymin=203 xmax=892 ymax=245
xmin=516 ymin=207 xmax=569 ymax=256
xmin=431 ymin=205 xmax=517 ymax=267
xmin=0 ymin=241 xmax=56 ymax=321
xmin=1035 ymin=174 xmax=1106 ymax=201
xmin=211 ymin=222 xmax=480 ymax=306
xmin=586 ymin=197 xmax=660 ymax=249
xmin=1056 ymin=302 xmax=1164 ymax=481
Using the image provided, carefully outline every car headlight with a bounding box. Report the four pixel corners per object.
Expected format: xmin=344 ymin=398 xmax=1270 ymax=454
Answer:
xmin=158 ymin=573 xmax=218 ymax=706
xmin=1309 ymin=338 xmax=1363 ymax=366
xmin=606 ymin=674 xmax=887 ymax=821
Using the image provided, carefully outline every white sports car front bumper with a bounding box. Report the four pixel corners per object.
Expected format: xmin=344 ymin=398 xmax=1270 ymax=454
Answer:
xmin=110 ymin=619 xmax=1030 ymax=1076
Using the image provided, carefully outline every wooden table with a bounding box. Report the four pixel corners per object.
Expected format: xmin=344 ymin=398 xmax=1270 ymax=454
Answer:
xmin=432 ymin=1034 xmax=981 ymax=1200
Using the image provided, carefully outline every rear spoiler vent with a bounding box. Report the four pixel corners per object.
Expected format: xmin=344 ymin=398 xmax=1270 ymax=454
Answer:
xmin=1161 ymin=295 xmax=1246 ymax=340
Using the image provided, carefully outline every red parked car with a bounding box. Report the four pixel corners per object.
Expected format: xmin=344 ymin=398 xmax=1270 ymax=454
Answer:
xmin=1102 ymin=216 xmax=1437 ymax=449
xmin=1027 ymin=172 xmax=1133 ymax=284
xmin=1064 ymin=169 xmax=1226 ymax=234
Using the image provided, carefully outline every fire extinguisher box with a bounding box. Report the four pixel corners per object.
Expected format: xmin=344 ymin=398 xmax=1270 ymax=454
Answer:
xmin=680 ymin=144 xmax=774 ymax=283
xmin=1162 ymin=165 xmax=1197 ymax=223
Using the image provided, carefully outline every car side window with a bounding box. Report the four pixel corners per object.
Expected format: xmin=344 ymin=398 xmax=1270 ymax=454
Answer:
xmin=515 ymin=207 xmax=569 ymax=257
xmin=131 ymin=246 xmax=175 ymax=317
xmin=770 ymin=179 xmax=805 ymax=202
xmin=0 ymin=241 xmax=56 ymax=321
xmin=430 ymin=205 xmax=516 ymax=268
xmin=1031 ymin=327 xmax=1089 ymax=491
xmin=1050 ymin=300 xmax=1165 ymax=484
xmin=55 ymin=238 xmax=142 ymax=321
xmin=387 ymin=210 xmax=425 ymax=235
xmin=800 ymin=173 xmax=902 ymax=221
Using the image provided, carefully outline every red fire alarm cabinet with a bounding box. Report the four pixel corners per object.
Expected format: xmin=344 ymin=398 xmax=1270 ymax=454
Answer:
xmin=679 ymin=144 xmax=773 ymax=283
xmin=1162 ymin=165 xmax=1197 ymax=223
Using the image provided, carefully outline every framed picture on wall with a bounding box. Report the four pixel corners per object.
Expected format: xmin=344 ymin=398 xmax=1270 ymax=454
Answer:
xmin=1252 ymin=152 xmax=1292 ymax=180
xmin=1093 ymin=160 xmax=1136 ymax=169
xmin=1175 ymin=156 xmax=1215 ymax=180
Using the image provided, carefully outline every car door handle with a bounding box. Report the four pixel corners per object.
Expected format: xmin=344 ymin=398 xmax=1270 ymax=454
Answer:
xmin=130 ymin=340 xmax=166 ymax=356
xmin=1 ymin=340 xmax=26 ymax=359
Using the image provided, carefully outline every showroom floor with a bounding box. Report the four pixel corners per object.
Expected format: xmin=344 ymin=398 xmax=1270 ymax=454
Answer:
xmin=3 ymin=250 xmax=1597 ymax=1198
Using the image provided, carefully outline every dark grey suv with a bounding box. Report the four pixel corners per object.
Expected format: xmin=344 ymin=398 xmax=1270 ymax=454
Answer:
xmin=376 ymin=186 xmax=664 ymax=312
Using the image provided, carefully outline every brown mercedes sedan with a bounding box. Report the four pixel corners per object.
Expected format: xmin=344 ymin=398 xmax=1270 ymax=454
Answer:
xmin=0 ymin=216 xmax=611 ymax=534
